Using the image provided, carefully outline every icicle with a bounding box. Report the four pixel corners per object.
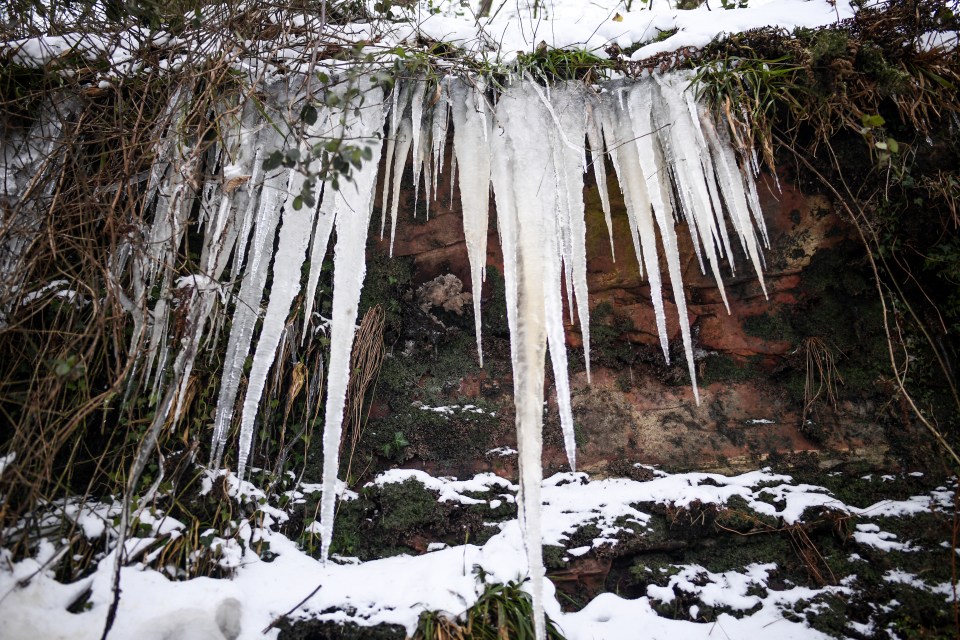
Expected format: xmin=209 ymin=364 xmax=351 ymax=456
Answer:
xmin=229 ymin=141 xmax=265 ymax=284
xmin=379 ymin=82 xmax=408 ymax=240
xmin=235 ymin=167 xmax=321 ymax=477
xmin=450 ymin=79 xmax=492 ymax=368
xmin=586 ymin=99 xmax=615 ymax=262
xmin=430 ymin=84 xmax=450 ymax=202
xmin=170 ymin=107 xmax=249 ymax=422
xmin=387 ymin=117 xmax=412 ymax=256
xmin=549 ymin=83 xmax=592 ymax=385
xmin=603 ymin=94 xmax=673 ymax=368
xmin=698 ymin=104 xmax=768 ymax=298
xmin=409 ymin=81 xmax=427 ymax=216
xmin=653 ymin=74 xmax=730 ymax=313
xmin=210 ymin=123 xmax=287 ymax=467
xmin=301 ymin=187 xmax=337 ymax=345
xmin=143 ymin=151 xmax=201 ymax=388
xmin=317 ymin=89 xmax=386 ymax=564
xmin=599 ymin=102 xmax=646 ymax=282
xmin=417 ymin=113 xmax=434 ymax=220
xmin=628 ymin=82 xmax=699 ymax=401
xmin=488 ymin=81 xmax=549 ymax=640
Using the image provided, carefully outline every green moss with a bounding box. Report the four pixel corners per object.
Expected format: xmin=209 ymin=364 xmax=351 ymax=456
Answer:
xmin=308 ymin=477 xmax=514 ymax=561
xmin=357 ymin=246 xmax=413 ymax=329
xmin=743 ymin=311 xmax=796 ymax=342
xmin=543 ymin=544 xmax=567 ymax=570
xmin=380 ymin=479 xmax=443 ymax=532
xmin=806 ymin=29 xmax=850 ymax=65
xmin=698 ymin=354 xmax=762 ymax=384
xmin=628 ymin=556 xmax=681 ymax=586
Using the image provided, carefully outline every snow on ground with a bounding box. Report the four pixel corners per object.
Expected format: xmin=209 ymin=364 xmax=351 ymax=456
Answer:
xmin=1 ymin=466 xmax=955 ymax=640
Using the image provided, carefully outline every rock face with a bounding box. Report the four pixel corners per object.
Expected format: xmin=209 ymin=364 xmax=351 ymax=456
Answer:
xmin=363 ymin=153 xmax=899 ymax=478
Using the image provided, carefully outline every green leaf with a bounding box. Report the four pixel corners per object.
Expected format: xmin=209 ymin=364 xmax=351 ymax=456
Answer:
xmin=886 ymin=137 xmax=899 ymax=154
xmin=861 ymin=114 xmax=885 ymax=128
xmin=293 ymin=196 xmax=303 ymax=210
xmin=301 ymin=104 xmax=318 ymax=126
xmin=316 ymin=71 xmax=330 ymax=84
xmin=263 ymin=150 xmax=283 ymax=170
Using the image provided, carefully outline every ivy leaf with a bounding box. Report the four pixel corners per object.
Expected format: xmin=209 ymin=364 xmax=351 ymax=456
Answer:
xmin=301 ymin=104 xmax=318 ymax=126
xmin=292 ymin=196 xmax=303 ymax=210
xmin=263 ymin=150 xmax=283 ymax=171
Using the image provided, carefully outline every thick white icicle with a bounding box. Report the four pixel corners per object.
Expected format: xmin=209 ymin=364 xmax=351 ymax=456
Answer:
xmin=409 ymin=81 xmax=428 ymax=216
xmin=387 ymin=118 xmax=412 ymax=256
xmin=317 ymin=90 xmax=386 ymax=564
xmin=234 ymin=131 xmax=323 ymax=478
xmin=488 ymin=82 xmax=549 ymax=640
xmin=450 ymin=79 xmax=492 ymax=368
xmin=210 ymin=124 xmax=287 ymax=467
xmin=551 ymin=84 xmax=592 ymax=385
xmin=629 ymin=84 xmax=700 ymax=401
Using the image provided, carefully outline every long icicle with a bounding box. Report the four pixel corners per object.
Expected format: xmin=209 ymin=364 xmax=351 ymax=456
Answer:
xmin=451 ymin=78 xmax=492 ymax=368
xmin=235 ymin=112 xmax=329 ymax=478
xmin=317 ymin=89 xmax=386 ymax=564
xmin=488 ymin=79 xmax=561 ymax=640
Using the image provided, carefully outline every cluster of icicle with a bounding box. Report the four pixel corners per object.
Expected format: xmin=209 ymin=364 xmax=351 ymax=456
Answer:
xmin=104 ymin=71 xmax=769 ymax=640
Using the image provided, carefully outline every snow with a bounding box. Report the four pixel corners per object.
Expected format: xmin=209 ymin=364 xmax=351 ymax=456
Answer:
xmin=853 ymin=524 xmax=916 ymax=552
xmin=4 ymin=466 xmax=952 ymax=640
xmin=410 ymin=0 xmax=855 ymax=66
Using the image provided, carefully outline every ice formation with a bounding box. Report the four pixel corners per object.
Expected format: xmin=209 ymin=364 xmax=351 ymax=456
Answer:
xmin=0 ymin=69 xmax=769 ymax=640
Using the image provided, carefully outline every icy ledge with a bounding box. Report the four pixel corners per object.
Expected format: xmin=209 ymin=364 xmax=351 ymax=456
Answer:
xmin=0 ymin=70 xmax=771 ymax=640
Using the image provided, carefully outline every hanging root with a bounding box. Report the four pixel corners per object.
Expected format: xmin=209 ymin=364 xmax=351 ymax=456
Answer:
xmin=802 ymin=337 xmax=843 ymax=429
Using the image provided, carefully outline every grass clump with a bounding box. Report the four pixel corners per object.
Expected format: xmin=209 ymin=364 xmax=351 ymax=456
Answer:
xmin=415 ymin=570 xmax=567 ymax=640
